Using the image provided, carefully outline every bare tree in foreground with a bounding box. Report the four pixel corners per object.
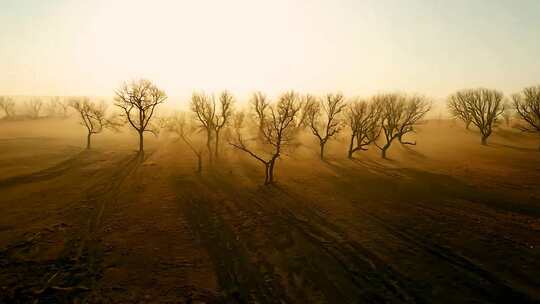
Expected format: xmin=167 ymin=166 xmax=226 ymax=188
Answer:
xmin=70 ymin=97 xmax=119 ymax=149
xmin=374 ymin=94 xmax=431 ymax=158
xmin=449 ymin=88 xmax=504 ymax=145
xmin=448 ymin=93 xmax=473 ymax=129
xmin=305 ymin=93 xmax=347 ymax=160
xmin=114 ymin=79 xmax=167 ymax=152
xmin=26 ymin=98 xmax=43 ymax=119
xmin=230 ymin=91 xmax=303 ymax=184
xmin=166 ymin=113 xmax=205 ymax=173
xmin=346 ymin=98 xmax=381 ymax=158
xmin=512 ymin=85 xmax=540 ymax=150
xmin=0 ymin=97 xmax=15 ymax=118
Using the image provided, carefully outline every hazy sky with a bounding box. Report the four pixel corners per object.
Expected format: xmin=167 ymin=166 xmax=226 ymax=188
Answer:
xmin=1 ymin=0 xmax=539 ymax=100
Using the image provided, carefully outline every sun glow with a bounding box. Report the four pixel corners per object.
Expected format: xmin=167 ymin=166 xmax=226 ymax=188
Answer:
xmin=1 ymin=0 xmax=539 ymax=101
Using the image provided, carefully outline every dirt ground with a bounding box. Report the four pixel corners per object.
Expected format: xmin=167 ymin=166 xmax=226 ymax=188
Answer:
xmin=0 ymin=118 xmax=539 ymax=303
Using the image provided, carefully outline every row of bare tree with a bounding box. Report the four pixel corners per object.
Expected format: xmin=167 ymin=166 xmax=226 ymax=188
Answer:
xmin=66 ymin=80 xmax=540 ymax=184
xmin=0 ymin=97 xmax=71 ymax=120
xmin=190 ymin=91 xmax=431 ymax=183
xmin=12 ymin=80 xmax=538 ymax=185
xmin=447 ymin=86 xmax=540 ymax=147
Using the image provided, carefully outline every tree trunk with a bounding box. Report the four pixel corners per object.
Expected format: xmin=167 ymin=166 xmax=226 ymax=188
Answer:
xmin=320 ymin=142 xmax=325 ymax=160
xmin=206 ymin=130 xmax=213 ymax=164
xmin=465 ymin=121 xmax=470 ymax=130
xmin=348 ymin=134 xmax=355 ymax=159
xmin=481 ymin=135 xmax=488 ymax=145
xmin=264 ymin=163 xmax=270 ymax=184
xmin=381 ymin=143 xmax=391 ymax=159
xmin=86 ymin=132 xmax=92 ymax=149
xmin=214 ymin=130 xmax=220 ymax=160
xmin=197 ymin=154 xmax=202 ymax=174
xmin=138 ymin=131 xmax=144 ymax=152
xmin=266 ymin=160 xmax=276 ymax=184
xmin=481 ymin=130 xmax=490 ymax=145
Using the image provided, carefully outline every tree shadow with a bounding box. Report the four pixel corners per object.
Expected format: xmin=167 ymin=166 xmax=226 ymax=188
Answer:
xmin=0 ymin=150 xmax=89 ymax=188
xmin=401 ymin=144 xmax=428 ymax=159
xmin=489 ymin=142 xmax=539 ymax=152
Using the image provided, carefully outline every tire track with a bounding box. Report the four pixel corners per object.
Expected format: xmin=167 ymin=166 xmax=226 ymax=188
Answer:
xmin=352 ymin=206 xmax=538 ymax=303
xmin=299 ymin=161 xmax=539 ymax=303
xmin=178 ymin=177 xmax=289 ymax=304
xmin=0 ymin=152 xmax=149 ymax=303
xmin=0 ymin=150 xmax=86 ymax=188
xmin=200 ymin=170 xmax=420 ymax=303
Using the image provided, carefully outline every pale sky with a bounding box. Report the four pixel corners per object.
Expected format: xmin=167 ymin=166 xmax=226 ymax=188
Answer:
xmin=1 ymin=0 xmax=539 ymax=101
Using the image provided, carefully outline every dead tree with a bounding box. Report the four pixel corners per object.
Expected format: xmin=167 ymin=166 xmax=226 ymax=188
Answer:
xmin=512 ymin=85 xmax=540 ymax=150
xmin=0 ymin=97 xmax=15 ymax=118
xmin=191 ymin=92 xmax=216 ymax=163
xmin=374 ymin=94 xmax=430 ymax=158
xmin=52 ymin=96 xmax=70 ymax=118
xmin=305 ymin=93 xmax=347 ymax=160
xmin=230 ymin=91 xmax=303 ymax=184
xmin=448 ymin=93 xmax=473 ymax=129
xmin=70 ymin=97 xmax=119 ymax=149
xmin=26 ymin=98 xmax=43 ymax=119
xmin=212 ymin=91 xmax=234 ymax=159
xmin=449 ymin=88 xmax=504 ymax=145
xmin=397 ymin=95 xmax=431 ymax=144
xmin=190 ymin=91 xmax=234 ymax=162
xmin=166 ymin=113 xmax=205 ymax=173
xmin=251 ymin=91 xmax=269 ymax=136
xmin=346 ymin=98 xmax=381 ymax=158
xmin=45 ymin=98 xmax=61 ymax=117
xmin=114 ymin=79 xmax=167 ymax=152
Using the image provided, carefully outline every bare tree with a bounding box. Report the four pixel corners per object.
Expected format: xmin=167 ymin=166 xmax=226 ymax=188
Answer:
xmin=449 ymin=88 xmax=504 ymax=145
xmin=114 ymin=79 xmax=167 ymax=152
xmin=26 ymin=98 xmax=43 ymax=119
xmin=166 ymin=113 xmax=206 ymax=173
xmin=212 ymin=91 xmax=234 ymax=159
xmin=189 ymin=91 xmax=234 ymax=161
xmin=397 ymin=95 xmax=431 ymax=144
xmin=230 ymin=91 xmax=304 ymax=184
xmin=374 ymin=94 xmax=430 ymax=158
xmin=512 ymin=85 xmax=540 ymax=150
xmin=346 ymin=98 xmax=381 ymax=158
xmin=70 ymin=97 xmax=120 ymax=149
xmin=448 ymin=92 xmax=473 ymax=129
xmin=52 ymin=96 xmax=70 ymax=118
xmin=0 ymin=97 xmax=16 ymax=118
xmin=251 ymin=91 xmax=269 ymax=136
xmin=45 ymin=98 xmax=60 ymax=117
xmin=191 ymin=92 xmax=216 ymax=163
xmin=305 ymin=93 xmax=347 ymax=160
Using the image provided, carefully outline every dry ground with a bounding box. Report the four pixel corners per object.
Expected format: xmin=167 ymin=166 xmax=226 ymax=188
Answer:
xmin=0 ymin=118 xmax=539 ymax=303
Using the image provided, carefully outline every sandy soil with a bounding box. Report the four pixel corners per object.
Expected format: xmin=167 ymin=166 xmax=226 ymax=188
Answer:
xmin=0 ymin=118 xmax=539 ymax=303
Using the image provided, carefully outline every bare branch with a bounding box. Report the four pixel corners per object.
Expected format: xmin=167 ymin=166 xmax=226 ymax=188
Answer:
xmin=447 ymin=88 xmax=504 ymax=145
